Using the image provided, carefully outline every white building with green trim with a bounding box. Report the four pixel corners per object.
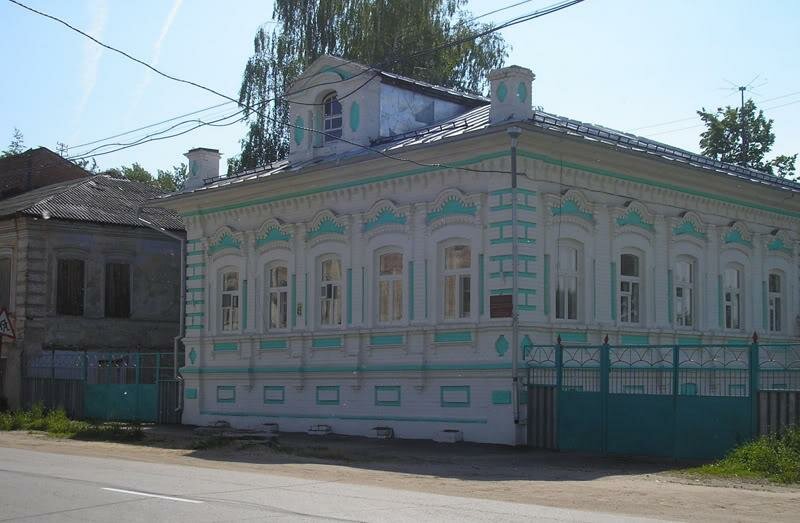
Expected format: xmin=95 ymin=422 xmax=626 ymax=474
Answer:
xmin=159 ymin=56 xmax=799 ymax=445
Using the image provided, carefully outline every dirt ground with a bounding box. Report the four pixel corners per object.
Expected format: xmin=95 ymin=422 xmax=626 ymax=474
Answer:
xmin=1 ymin=426 xmax=797 ymax=523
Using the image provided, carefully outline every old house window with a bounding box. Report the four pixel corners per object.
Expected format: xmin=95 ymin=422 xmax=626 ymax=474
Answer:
xmin=319 ymin=256 xmax=342 ymax=326
xmin=555 ymin=244 xmax=579 ymax=321
xmin=323 ymin=93 xmax=342 ymax=143
xmin=220 ymin=270 xmax=240 ymax=331
xmin=267 ymin=264 xmax=288 ymax=330
xmin=377 ymin=252 xmax=403 ymax=324
xmin=723 ymin=266 xmax=742 ymax=330
xmin=56 ymin=259 xmax=85 ymax=316
xmin=105 ymin=262 xmax=131 ymax=318
xmin=768 ymin=272 xmax=782 ymax=333
xmin=0 ymin=257 xmax=11 ymax=310
xmin=443 ymin=245 xmax=471 ymax=320
xmin=619 ymin=253 xmax=640 ymax=324
xmin=674 ymin=258 xmax=695 ymax=327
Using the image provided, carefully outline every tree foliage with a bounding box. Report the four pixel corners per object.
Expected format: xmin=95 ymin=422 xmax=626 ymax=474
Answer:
xmin=698 ymin=100 xmax=796 ymax=178
xmin=1 ymin=128 xmax=25 ymax=157
xmin=230 ymin=0 xmax=508 ymax=173
xmin=104 ymin=162 xmax=187 ymax=192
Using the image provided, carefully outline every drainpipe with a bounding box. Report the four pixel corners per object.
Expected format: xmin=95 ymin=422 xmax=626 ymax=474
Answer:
xmin=507 ymin=126 xmax=522 ymax=426
xmin=136 ymin=205 xmax=185 ymax=412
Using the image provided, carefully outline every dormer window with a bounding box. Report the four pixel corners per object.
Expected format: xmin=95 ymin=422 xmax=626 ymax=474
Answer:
xmin=323 ymin=93 xmax=342 ymax=143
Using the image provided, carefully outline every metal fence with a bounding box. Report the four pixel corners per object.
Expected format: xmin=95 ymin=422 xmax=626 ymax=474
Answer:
xmin=524 ymin=338 xmax=800 ymax=459
xmin=22 ymin=350 xmax=183 ymax=423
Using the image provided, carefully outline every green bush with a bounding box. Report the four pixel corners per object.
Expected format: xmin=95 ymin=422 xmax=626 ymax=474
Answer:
xmin=0 ymin=403 xmax=143 ymax=442
xmin=699 ymin=427 xmax=800 ymax=483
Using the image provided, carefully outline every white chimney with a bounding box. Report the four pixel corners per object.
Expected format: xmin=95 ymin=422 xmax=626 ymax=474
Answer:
xmin=183 ymin=148 xmax=221 ymax=191
xmin=488 ymin=65 xmax=534 ymax=124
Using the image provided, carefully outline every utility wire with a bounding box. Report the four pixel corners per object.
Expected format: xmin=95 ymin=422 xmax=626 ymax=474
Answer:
xmin=11 ymin=0 xmax=586 ymax=175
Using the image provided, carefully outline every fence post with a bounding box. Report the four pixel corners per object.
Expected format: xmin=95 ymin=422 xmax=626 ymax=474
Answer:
xmin=555 ymin=336 xmax=563 ymax=391
xmin=672 ymin=343 xmax=680 ymax=459
xmin=600 ymin=335 xmax=610 ymax=454
xmin=749 ymin=332 xmax=760 ymax=439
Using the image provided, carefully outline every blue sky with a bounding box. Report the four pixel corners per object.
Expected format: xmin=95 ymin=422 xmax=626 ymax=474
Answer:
xmin=1 ymin=0 xmax=798 ymax=175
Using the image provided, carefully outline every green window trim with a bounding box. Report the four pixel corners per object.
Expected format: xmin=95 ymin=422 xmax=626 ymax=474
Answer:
xmin=263 ymin=386 xmax=285 ymax=404
xmin=260 ymin=339 xmax=288 ymax=350
xmin=316 ymin=385 xmax=340 ymax=405
xmin=440 ymin=385 xmax=470 ymax=407
xmin=374 ymin=385 xmax=401 ymax=406
xmin=216 ymin=385 xmax=236 ymax=403
xmin=184 ymin=388 xmax=198 ymax=400
xmin=434 ymin=331 xmax=472 ymax=343
xmin=213 ymin=342 xmax=238 ymax=352
xmin=312 ymin=336 xmax=343 ymax=349
xmin=491 ymin=390 xmax=512 ymax=405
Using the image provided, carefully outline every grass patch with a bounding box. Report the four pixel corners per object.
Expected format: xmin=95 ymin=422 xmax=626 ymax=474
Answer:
xmin=191 ymin=435 xmax=229 ymax=450
xmin=688 ymin=428 xmax=800 ymax=484
xmin=0 ymin=403 xmax=143 ymax=442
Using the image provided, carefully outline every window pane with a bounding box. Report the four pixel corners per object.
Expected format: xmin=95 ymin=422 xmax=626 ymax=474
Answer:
xmin=105 ymin=262 xmax=131 ymax=318
xmin=769 ymin=273 xmax=781 ymax=293
xmin=379 ymin=281 xmax=390 ymax=322
xmin=379 ymin=253 xmax=403 ymax=275
xmin=445 ymin=246 xmax=471 ymax=270
xmin=392 ymin=280 xmax=403 ymax=321
xmin=57 ymin=259 xmax=85 ymax=316
xmin=630 ymin=282 xmax=639 ymax=323
xmin=271 ymin=266 xmax=288 ymax=287
xmin=620 ymin=254 xmax=639 ymax=277
xmin=444 ymin=275 xmax=456 ymax=319
xmin=322 ymin=258 xmax=341 ymax=281
xmin=555 ymin=281 xmax=565 ymax=319
xmin=567 ymin=277 xmax=578 ymax=320
xmin=223 ymin=271 xmax=238 ymax=291
xmin=460 ymin=275 xmax=471 ymax=317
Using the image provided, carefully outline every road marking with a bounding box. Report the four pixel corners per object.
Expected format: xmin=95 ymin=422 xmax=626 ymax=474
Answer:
xmin=101 ymin=487 xmax=203 ymax=504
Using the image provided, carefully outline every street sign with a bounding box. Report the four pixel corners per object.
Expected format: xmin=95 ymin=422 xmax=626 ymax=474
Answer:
xmin=0 ymin=309 xmax=15 ymax=339
xmin=490 ymin=295 xmax=513 ymax=318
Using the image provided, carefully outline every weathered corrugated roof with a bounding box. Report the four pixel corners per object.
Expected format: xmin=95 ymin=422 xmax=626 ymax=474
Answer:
xmin=0 ymin=175 xmax=184 ymax=230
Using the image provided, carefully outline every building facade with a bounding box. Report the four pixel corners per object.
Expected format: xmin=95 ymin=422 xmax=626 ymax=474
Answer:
xmin=162 ymin=56 xmax=799 ymax=445
xmin=0 ymin=175 xmax=183 ymax=408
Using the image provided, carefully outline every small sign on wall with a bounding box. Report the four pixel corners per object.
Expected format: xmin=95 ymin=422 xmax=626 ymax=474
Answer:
xmin=0 ymin=309 xmax=15 ymax=339
xmin=490 ymin=295 xmax=513 ymax=318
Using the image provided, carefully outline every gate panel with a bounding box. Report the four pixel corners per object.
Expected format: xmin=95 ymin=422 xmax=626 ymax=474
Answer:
xmin=527 ymin=385 xmax=557 ymax=449
xmin=557 ymin=390 xmax=602 ymax=452
xmin=606 ymin=395 xmax=673 ymax=457
xmin=675 ymin=396 xmax=751 ymax=459
xmin=84 ymin=384 xmax=157 ymax=422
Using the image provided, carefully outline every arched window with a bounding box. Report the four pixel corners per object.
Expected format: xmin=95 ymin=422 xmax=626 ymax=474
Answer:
xmin=619 ymin=253 xmax=641 ymax=324
xmin=674 ymin=258 xmax=695 ymax=327
xmin=220 ymin=270 xmax=240 ymax=331
xmin=768 ymin=272 xmax=782 ymax=333
xmin=443 ymin=245 xmax=471 ymax=320
xmin=267 ymin=264 xmax=288 ymax=330
xmin=723 ymin=267 xmax=742 ymax=330
xmin=323 ymin=93 xmax=342 ymax=143
xmin=319 ymin=256 xmax=342 ymax=326
xmin=555 ymin=244 xmax=579 ymax=321
xmin=377 ymin=252 xmax=403 ymax=323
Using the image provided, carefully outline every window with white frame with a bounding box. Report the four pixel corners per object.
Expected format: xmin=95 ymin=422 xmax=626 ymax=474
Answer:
xmin=674 ymin=258 xmax=695 ymax=327
xmin=267 ymin=264 xmax=288 ymax=330
xmin=443 ymin=245 xmax=471 ymax=320
xmin=555 ymin=244 xmax=579 ymax=320
xmin=323 ymin=93 xmax=342 ymax=143
xmin=377 ymin=252 xmax=403 ymax=323
xmin=319 ymin=256 xmax=342 ymax=326
xmin=723 ymin=267 xmax=742 ymax=330
xmin=619 ymin=253 xmax=641 ymax=324
xmin=220 ymin=270 xmax=240 ymax=331
xmin=768 ymin=272 xmax=782 ymax=333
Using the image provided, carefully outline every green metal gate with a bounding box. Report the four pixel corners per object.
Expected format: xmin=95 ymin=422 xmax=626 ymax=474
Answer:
xmin=525 ymin=339 xmax=798 ymax=460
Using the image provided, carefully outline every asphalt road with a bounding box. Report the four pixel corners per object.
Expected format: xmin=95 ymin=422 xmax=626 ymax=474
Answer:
xmin=0 ymin=447 xmax=666 ymax=522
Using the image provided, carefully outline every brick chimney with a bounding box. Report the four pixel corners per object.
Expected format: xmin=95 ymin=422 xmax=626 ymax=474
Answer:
xmin=183 ymin=148 xmax=220 ymax=191
xmin=488 ymin=65 xmax=535 ymax=124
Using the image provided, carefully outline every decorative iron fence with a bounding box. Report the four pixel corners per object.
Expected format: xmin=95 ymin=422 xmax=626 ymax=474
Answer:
xmin=524 ymin=336 xmax=800 ymax=459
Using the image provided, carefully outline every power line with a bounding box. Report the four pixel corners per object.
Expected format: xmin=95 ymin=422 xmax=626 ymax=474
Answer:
xmin=12 ymin=0 xmax=586 ymax=176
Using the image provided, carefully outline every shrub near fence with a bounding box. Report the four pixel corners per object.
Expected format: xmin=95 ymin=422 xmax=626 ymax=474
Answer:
xmin=525 ymin=336 xmax=800 ymax=460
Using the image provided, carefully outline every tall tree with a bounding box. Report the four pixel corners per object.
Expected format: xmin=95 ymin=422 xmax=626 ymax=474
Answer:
xmin=1 ymin=128 xmax=25 ymax=157
xmin=104 ymin=162 xmax=187 ymax=192
xmin=230 ymin=0 xmax=508 ymax=173
xmin=697 ymin=99 xmax=796 ymax=178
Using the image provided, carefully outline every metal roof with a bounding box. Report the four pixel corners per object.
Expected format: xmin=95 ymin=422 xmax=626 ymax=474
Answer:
xmin=0 ymin=175 xmax=184 ymax=230
xmin=185 ymin=99 xmax=800 ymax=197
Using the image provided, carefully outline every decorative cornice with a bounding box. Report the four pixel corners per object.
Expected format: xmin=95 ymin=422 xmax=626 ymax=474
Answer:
xmin=547 ymin=189 xmax=594 ymax=225
xmin=362 ymin=199 xmax=407 ymax=235
xmin=426 ymin=189 xmax=478 ymax=228
xmin=722 ymin=222 xmax=753 ymax=248
xmin=306 ymin=210 xmax=347 ymax=243
xmin=672 ymin=211 xmax=707 ymax=241
xmin=208 ymin=227 xmax=241 ymax=255
xmin=615 ymin=201 xmax=655 ymax=232
xmin=256 ymin=219 xmax=293 ymax=250
xmin=766 ymin=230 xmax=792 ymax=255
